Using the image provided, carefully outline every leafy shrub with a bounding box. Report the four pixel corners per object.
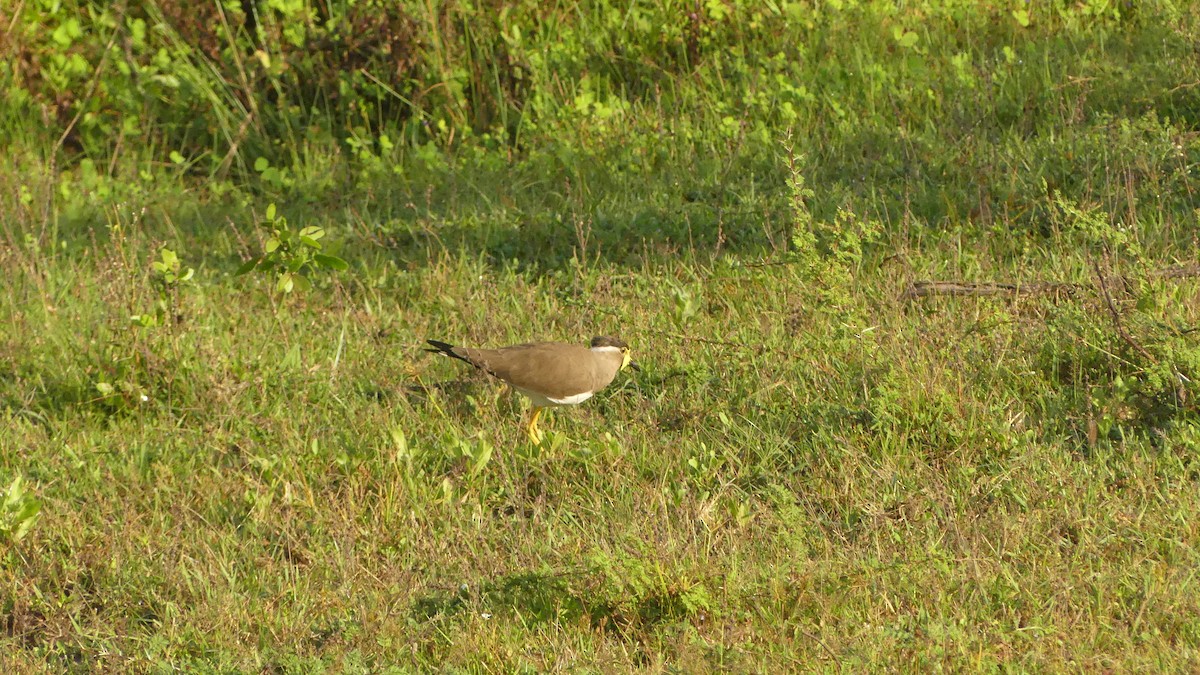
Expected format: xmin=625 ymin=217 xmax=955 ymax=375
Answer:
xmin=237 ymin=203 xmax=348 ymax=294
xmin=1036 ymin=195 xmax=1198 ymax=443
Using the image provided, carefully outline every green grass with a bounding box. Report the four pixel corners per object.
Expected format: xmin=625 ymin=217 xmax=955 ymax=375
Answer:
xmin=3 ymin=184 xmax=1198 ymax=671
xmin=4 ymin=2 xmax=1200 ymax=672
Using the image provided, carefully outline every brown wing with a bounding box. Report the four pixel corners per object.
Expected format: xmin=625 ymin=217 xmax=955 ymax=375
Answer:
xmin=458 ymin=342 xmax=599 ymax=399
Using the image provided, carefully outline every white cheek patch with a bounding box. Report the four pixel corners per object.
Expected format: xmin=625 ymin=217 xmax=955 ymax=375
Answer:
xmin=590 ymin=345 xmax=623 ymax=354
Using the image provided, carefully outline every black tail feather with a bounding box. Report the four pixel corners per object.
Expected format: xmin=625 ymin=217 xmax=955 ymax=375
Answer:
xmin=425 ymin=339 xmax=473 ymax=366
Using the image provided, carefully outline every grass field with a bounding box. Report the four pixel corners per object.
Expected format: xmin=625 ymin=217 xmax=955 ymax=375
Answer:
xmin=4 ymin=1 xmax=1200 ymax=672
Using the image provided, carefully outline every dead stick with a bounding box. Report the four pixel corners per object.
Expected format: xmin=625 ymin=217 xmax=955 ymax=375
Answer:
xmin=1092 ymin=256 xmax=1155 ymax=363
xmin=1155 ymin=264 xmax=1200 ymax=279
xmin=903 ymin=280 xmax=1080 ymax=299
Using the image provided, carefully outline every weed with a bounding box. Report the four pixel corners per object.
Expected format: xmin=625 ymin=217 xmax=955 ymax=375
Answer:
xmin=237 ymin=203 xmax=349 ymax=294
xmin=130 ymin=247 xmax=193 ymax=328
xmin=0 ymin=476 xmax=40 ymax=548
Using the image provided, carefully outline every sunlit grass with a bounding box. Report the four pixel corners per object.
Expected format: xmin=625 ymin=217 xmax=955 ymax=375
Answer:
xmin=3 ymin=2 xmax=1200 ymax=672
xmin=3 ymin=180 xmax=1198 ymax=669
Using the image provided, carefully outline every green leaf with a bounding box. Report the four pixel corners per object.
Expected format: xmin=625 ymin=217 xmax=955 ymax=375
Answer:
xmin=2 ymin=476 xmax=25 ymax=509
xmin=255 ymin=157 xmax=270 ymax=172
xmin=169 ymin=150 xmax=185 ymax=164
xmin=180 ymin=268 xmax=194 ymax=282
xmin=52 ymin=19 xmax=82 ymax=47
xmin=391 ymin=427 xmax=409 ymax=459
xmin=235 ymin=257 xmax=261 ymax=275
xmin=298 ymin=226 xmax=325 ymax=239
xmin=95 ymin=382 xmax=115 ymax=396
xmin=291 ymin=274 xmax=312 ymax=292
xmin=151 ymin=73 xmax=180 ymax=88
xmin=12 ymin=499 xmax=40 ymax=540
xmin=264 ymin=237 xmax=280 ymax=253
xmin=893 ymin=27 xmax=918 ymax=48
xmin=313 ymin=254 xmax=349 ymax=271
xmin=299 ymin=236 xmax=323 ymax=249
xmin=469 ymin=439 xmax=494 ymax=477
xmin=277 ymin=273 xmax=294 ymax=293
xmin=1 ymin=476 xmax=41 ymax=543
xmin=265 ymin=203 xmax=277 ymax=221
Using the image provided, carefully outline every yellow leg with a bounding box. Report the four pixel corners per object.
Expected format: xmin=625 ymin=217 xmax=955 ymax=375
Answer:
xmin=525 ymin=406 xmax=544 ymax=444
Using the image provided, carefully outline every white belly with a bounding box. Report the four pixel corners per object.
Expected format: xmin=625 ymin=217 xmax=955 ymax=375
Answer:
xmin=515 ymin=387 xmax=594 ymax=407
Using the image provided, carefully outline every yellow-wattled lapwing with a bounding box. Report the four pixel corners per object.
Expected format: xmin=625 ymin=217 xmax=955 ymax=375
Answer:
xmin=425 ymin=336 xmax=639 ymax=443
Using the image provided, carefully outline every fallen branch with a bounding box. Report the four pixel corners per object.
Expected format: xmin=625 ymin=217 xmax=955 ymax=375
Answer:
xmin=902 ymin=280 xmax=1080 ymax=299
xmin=1155 ymin=263 xmax=1200 ymax=279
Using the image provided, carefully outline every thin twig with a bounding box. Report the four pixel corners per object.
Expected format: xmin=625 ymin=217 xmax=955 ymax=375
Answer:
xmin=1092 ymin=255 xmax=1188 ymax=404
xmin=215 ymin=111 xmax=256 ymax=180
xmin=212 ymin=1 xmax=260 ymax=179
xmin=25 ymin=10 xmax=124 ymax=303
xmin=792 ymin=625 xmax=841 ymax=666
xmin=4 ymin=0 xmax=27 ymax=38
xmin=1091 ymin=255 xmax=1155 ymax=363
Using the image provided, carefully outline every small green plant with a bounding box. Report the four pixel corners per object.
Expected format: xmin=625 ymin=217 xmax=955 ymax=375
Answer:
xmin=1041 ymin=194 xmax=1197 ymax=440
xmin=727 ymin=497 xmax=755 ymax=528
xmin=132 ymin=246 xmax=193 ymax=327
xmin=253 ymin=157 xmax=294 ymax=191
xmin=441 ymin=428 xmax=495 ymax=479
xmin=783 ymin=135 xmax=882 ymax=316
xmin=94 ymin=235 xmax=186 ymax=411
xmin=460 ymin=435 xmax=494 ymax=478
xmin=669 ymin=281 xmax=700 ymax=327
xmin=588 ymin=549 xmax=714 ymax=628
xmin=237 ymin=203 xmax=349 ymax=293
xmin=151 ymin=247 xmax=193 ymax=286
xmin=685 ymin=442 xmax=723 ymax=498
xmin=0 ymin=476 xmax=41 ymax=547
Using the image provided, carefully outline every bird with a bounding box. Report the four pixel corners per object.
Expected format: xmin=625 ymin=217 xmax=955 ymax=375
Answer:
xmin=424 ymin=336 xmax=639 ymax=443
